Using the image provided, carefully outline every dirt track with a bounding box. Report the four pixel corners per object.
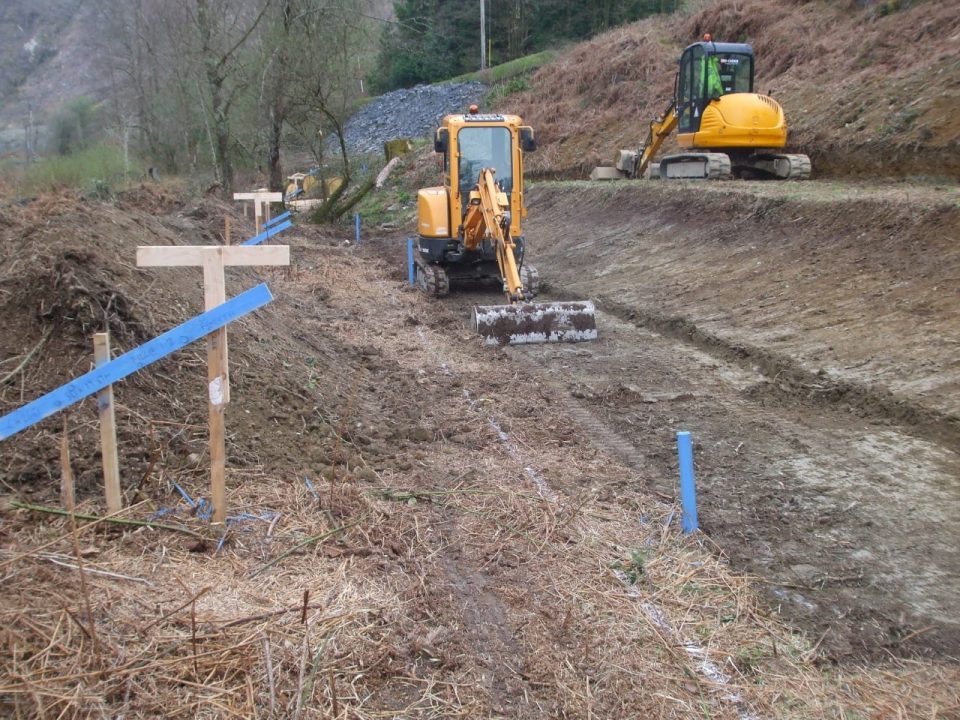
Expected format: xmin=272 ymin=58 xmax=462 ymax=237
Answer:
xmin=512 ymin=179 xmax=960 ymax=659
xmin=375 ymin=178 xmax=960 ymax=660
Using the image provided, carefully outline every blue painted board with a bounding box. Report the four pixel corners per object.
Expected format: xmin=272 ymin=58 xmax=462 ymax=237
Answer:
xmin=0 ymin=284 xmax=274 ymax=441
xmin=266 ymin=211 xmax=291 ymax=227
xmin=242 ymin=219 xmax=292 ymax=246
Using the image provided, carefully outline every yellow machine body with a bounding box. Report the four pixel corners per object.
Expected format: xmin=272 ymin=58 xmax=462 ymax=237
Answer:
xmin=417 ymin=188 xmax=449 ymax=238
xmin=614 ymin=38 xmax=810 ymax=181
xmin=677 ymin=93 xmax=787 ymax=149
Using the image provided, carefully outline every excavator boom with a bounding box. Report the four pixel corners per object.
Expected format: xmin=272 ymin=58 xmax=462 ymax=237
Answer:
xmin=466 ymin=168 xmax=597 ymax=344
xmin=462 ymin=168 xmax=526 ymax=302
xmin=635 ymin=101 xmax=678 ymax=178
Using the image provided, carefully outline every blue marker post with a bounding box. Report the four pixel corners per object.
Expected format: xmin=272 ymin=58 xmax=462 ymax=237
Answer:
xmin=676 ymin=431 xmax=699 ymax=533
xmin=407 ymin=238 xmax=415 ymax=286
xmin=241 ymin=219 xmax=293 ymax=246
xmin=354 ymin=213 xmax=361 ymax=245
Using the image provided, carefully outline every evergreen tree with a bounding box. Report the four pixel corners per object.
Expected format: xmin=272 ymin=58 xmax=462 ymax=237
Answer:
xmin=374 ymin=0 xmax=678 ymax=91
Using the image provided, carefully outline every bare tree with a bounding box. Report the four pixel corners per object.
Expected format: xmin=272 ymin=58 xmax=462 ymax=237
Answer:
xmin=243 ymin=0 xmax=378 ymax=217
xmin=92 ymin=0 xmax=379 ymax=210
xmin=193 ymin=0 xmax=270 ymax=195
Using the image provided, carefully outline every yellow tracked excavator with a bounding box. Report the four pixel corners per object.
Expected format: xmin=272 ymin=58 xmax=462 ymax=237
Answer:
xmin=413 ymin=107 xmax=597 ymax=345
xmin=597 ymin=35 xmax=810 ymax=181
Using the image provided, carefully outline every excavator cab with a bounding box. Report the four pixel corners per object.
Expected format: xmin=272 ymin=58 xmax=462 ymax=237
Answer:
xmin=677 ymin=41 xmax=755 ymax=134
xmin=457 ymin=125 xmax=514 ymax=205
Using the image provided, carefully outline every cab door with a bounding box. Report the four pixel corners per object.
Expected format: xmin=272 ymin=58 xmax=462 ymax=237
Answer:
xmin=677 ymin=44 xmax=705 ymax=134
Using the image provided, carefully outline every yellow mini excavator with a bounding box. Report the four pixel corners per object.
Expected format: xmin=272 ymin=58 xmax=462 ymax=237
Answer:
xmin=600 ymin=35 xmax=810 ymax=180
xmin=413 ymin=107 xmax=597 ymax=345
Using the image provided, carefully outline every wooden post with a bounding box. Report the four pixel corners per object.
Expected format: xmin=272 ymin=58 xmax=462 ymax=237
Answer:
xmin=233 ymin=192 xmax=282 ymax=237
xmin=203 ymin=249 xmax=228 ymax=523
xmin=224 ymin=216 xmax=231 ymax=246
xmin=136 ymin=244 xmax=290 ymax=523
xmin=60 ymin=418 xmax=75 ymax=511
xmin=94 ymin=333 xmax=122 ymax=513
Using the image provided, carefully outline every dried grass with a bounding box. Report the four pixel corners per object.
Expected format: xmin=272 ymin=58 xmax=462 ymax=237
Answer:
xmin=501 ymin=0 xmax=960 ymax=177
xmin=1 ymin=190 xmax=957 ymax=717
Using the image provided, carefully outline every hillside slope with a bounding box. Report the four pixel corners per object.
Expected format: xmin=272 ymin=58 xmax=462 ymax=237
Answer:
xmin=507 ymin=0 xmax=960 ymax=179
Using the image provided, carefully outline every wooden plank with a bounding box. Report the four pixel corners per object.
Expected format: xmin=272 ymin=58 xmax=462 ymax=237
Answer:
xmin=203 ymin=250 xmax=229 ymax=523
xmin=233 ymin=192 xmax=282 ymax=237
xmin=136 ymin=245 xmax=290 ymax=267
xmin=203 ymin=249 xmax=230 ymax=405
xmin=265 ymin=211 xmax=291 ymax=227
xmin=94 ymin=333 xmax=122 ymax=513
xmin=0 ymin=284 xmax=274 ymax=441
xmin=233 ymin=192 xmax=283 ymax=202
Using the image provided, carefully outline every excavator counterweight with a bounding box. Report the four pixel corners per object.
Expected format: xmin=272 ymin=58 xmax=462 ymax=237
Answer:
xmin=412 ymin=110 xmax=597 ymax=346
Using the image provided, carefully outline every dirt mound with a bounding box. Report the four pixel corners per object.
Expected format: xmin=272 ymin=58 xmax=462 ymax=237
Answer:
xmin=505 ymin=0 xmax=960 ymax=179
xmin=0 ymin=186 xmax=342 ymax=493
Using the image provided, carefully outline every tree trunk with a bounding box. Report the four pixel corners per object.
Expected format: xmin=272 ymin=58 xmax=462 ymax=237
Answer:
xmin=267 ymin=105 xmax=284 ymax=192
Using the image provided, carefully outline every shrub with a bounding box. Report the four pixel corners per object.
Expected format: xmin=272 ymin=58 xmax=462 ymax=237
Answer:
xmin=18 ymin=142 xmax=138 ymax=196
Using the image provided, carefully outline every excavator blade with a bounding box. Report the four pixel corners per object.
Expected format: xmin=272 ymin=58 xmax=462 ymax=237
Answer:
xmin=472 ymin=301 xmax=598 ymax=346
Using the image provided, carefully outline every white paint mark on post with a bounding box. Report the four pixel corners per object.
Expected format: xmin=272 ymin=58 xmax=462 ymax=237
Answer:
xmin=209 ymin=376 xmax=225 ymax=406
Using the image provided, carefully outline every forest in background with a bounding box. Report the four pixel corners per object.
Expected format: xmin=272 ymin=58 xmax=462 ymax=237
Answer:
xmin=1 ymin=0 xmax=681 ymax=213
xmin=2 ymin=0 xmax=388 ymax=218
xmin=374 ymin=0 xmax=680 ymax=90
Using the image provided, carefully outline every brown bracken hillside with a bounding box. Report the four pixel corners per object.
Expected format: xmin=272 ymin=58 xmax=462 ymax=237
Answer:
xmin=508 ymin=0 xmax=960 ymax=179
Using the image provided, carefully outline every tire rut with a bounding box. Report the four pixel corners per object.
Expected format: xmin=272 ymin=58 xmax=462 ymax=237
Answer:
xmin=598 ymin=295 xmax=960 ymax=453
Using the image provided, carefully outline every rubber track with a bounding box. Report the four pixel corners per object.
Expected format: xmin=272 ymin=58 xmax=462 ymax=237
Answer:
xmin=660 ymin=152 xmax=732 ymax=180
xmin=415 ymin=260 xmax=450 ymax=297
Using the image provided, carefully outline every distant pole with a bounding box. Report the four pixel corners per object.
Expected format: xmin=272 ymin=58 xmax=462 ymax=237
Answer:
xmin=676 ymin=431 xmax=699 ymax=533
xmin=354 ymin=213 xmax=361 ymax=245
xmin=480 ymin=0 xmax=487 ymax=70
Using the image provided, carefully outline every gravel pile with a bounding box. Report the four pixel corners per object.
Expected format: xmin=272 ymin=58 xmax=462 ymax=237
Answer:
xmin=342 ymin=82 xmax=487 ymax=155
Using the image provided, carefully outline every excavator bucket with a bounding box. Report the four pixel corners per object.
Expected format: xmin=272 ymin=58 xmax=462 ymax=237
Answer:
xmin=472 ymin=301 xmax=598 ymax=346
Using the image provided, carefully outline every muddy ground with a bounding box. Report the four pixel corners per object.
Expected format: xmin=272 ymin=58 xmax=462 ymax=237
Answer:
xmin=1 ymin=182 xmax=959 ymax=718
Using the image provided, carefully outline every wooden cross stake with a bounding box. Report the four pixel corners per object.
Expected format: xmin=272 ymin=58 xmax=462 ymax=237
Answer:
xmin=233 ymin=191 xmax=283 ymax=235
xmin=94 ymin=332 xmax=122 ymax=512
xmin=136 ymin=244 xmax=290 ymax=522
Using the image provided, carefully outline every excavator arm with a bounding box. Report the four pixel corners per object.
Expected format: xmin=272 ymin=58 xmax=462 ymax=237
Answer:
xmin=633 ymin=100 xmax=678 ymax=178
xmin=461 ymin=168 xmax=527 ymax=303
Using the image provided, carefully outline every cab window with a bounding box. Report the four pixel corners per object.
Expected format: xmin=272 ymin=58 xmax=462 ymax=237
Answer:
xmin=457 ymin=127 xmax=513 ymax=196
xmin=714 ymin=53 xmax=753 ymax=94
xmin=678 ymin=45 xmax=703 ymax=133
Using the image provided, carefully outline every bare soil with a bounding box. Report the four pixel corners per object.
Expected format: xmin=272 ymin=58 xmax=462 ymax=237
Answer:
xmin=1 ymin=182 xmax=959 ymax=718
xmin=517 ymin=179 xmax=960 ymax=660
